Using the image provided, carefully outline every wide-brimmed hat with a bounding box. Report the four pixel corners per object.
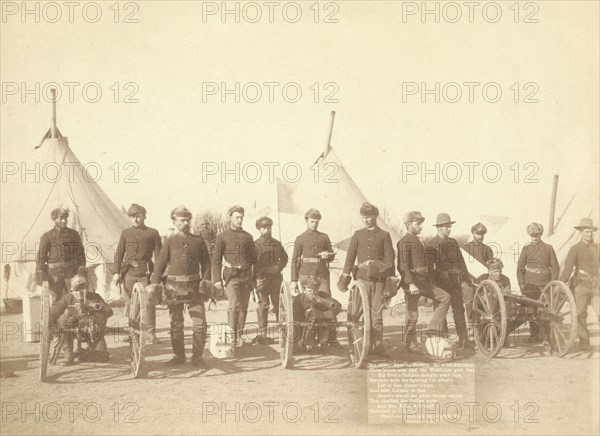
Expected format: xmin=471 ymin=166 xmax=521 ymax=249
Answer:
xmin=574 ymin=217 xmax=598 ymax=231
xmin=433 ymin=213 xmax=455 ymax=227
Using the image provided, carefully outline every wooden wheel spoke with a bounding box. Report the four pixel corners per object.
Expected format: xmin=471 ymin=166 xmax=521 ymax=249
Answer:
xmin=476 ymin=293 xmax=490 ymax=313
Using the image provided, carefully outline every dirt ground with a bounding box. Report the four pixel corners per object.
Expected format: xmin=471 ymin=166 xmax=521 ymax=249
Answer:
xmin=1 ymin=300 xmax=598 ymax=436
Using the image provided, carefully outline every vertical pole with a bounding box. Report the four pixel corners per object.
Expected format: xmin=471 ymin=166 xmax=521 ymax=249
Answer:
xmin=50 ymin=88 xmax=57 ymax=138
xmin=324 ymin=111 xmax=336 ymax=157
xmin=548 ymin=175 xmax=559 ymax=236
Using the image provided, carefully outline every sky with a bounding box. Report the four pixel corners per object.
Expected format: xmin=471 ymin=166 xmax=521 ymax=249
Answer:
xmin=1 ymin=1 xmax=599 ymax=241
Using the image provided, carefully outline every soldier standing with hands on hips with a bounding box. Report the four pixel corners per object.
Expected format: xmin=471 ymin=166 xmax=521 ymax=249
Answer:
xmin=148 ymin=206 xmax=211 ymax=367
xmin=212 ymin=206 xmax=256 ymax=347
xmin=113 ymin=203 xmax=162 ymax=344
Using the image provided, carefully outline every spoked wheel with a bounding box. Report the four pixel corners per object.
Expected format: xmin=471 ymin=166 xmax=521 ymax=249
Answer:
xmin=540 ymin=280 xmax=577 ymax=357
xmin=39 ymin=282 xmax=51 ymax=382
xmin=129 ymin=283 xmax=148 ymax=378
xmin=278 ymin=281 xmax=295 ymax=369
xmin=473 ymin=280 xmax=507 ymax=358
xmin=346 ymin=281 xmax=371 ymax=368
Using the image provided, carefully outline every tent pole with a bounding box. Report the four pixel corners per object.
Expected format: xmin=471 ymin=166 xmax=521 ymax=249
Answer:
xmin=548 ymin=175 xmax=559 ymax=236
xmin=324 ymin=111 xmax=336 ymax=157
xmin=50 ymin=88 xmax=57 ymax=138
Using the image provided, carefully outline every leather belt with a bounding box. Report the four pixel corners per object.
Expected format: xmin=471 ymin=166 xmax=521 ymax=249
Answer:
xmin=126 ymin=261 xmax=148 ymax=268
xmin=48 ymin=262 xmax=77 ymax=269
xmin=301 ymin=258 xmax=320 ymax=263
xmin=167 ymin=274 xmax=201 ymax=282
xmin=410 ymin=267 xmax=428 ymax=273
xmin=526 ymin=267 xmax=550 ymax=274
xmin=223 ymin=261 xmax=250 ymax=270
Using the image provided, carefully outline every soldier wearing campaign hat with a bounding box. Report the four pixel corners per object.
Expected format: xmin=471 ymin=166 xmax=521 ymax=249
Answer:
xmin=517 ymin=222 xmax=559 ymax=343
xmin=397 ymin=211 xmax=452 ymax=352
xmin=150 ymin=205 xmax=211 ymax=367
xmin=425 ymin=213 xmax=473 ymax=349
xmin=559 ymin=218 xmax=599 ymax=351
xmin=253 ymin=216 xmax=288 ymax=344
xmin=112 ymin=203 xmax=162 ymax=344
xmin=36 ymin=207 xmax=86 ymax=303
xmin=211 ymin=205 xmax=256 ymax=347
xmin=461 ymin=222 xmax=494 ymax=323
xmin=342 ymin=202 xmax=395 ymax=355
xmin=291 ymin=208 xmax=337 ymax=343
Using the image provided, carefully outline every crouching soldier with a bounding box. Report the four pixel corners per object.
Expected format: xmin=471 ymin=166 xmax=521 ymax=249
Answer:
xmin=476 ymin=258 xmax=513 ymax=346
xmin=292 ymin=276 xmax=342 ymax=352
xmin=253 ymin=216 xmax=288 ymax=345
xmin=50 ymin=271 xmax=113 ymax=366
xmin=149 ymin=206 xmax=211 ymax=368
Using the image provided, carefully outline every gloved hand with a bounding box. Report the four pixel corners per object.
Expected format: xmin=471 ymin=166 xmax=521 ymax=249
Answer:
xmin=290 ymin=281 xmax=300 ymax=295
xmin=337 ymin=273 xmax=351 ymax=292
xmin=214 ymin=281 xmax=224 ymax=290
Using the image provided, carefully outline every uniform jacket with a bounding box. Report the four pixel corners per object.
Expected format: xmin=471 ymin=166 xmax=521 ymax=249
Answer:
xmin=425 ymin=234 xmax=470 ymax=288
xmin=343 ymin=226 xmax=395 ymax=281
xmin=211 ymin=228 xmax=256 ymax=283
xmin=113 ymin=225 xmax=162 ymax=276
xmin=397 ymin=231 xmax=433 ymax=291
xmin=36 ymin=227 xmax=85 ymax=277
xmin=559 ymin=240 xmax=599 ymax=283
xmin=291 ymin=229 xmax=335 ymax=281
xmin=151 ymin=232 xmax=211 ymax=284
xmin=253 ymin=235 xmax=288 ymax=277
xmin=516 ymin=240 xmax=559 ymax=287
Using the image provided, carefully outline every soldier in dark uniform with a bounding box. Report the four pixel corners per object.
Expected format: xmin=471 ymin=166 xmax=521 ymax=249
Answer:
xmin=290 ymin=208 xmax=337 ymax=343
xmin=517 ymin=222 xmax=559 ymax=343
xmin=425 ymin=213 xmax=473 ymax=349
xmin=559 ymin=218 xmax=599 ymax=351
xmin=341 ymin=203 xmax=395 ymax=355
xmin=397 ymin=211 xmax=452 ymax=351
xmin=212 ymin=206 xmax=256 ymax=347
xmin=36 ymin=207 xmax=86 ymax=304
xmin=476 ymin=258 xmax=511 ymax=293
xmin=112 ymin=203 xmax=162 ymax=344
xmin=461 ymin=222 xmax=494 ymax=322
xmin=149 ymin=206 xmax=211 ymax=367
xmin=253 ymin=216 xmax=288 ymax=345
xmin=476 ymin=258 xmax=512 ymax=347
xmin=51 ymin=272 xmax=113 ymax=365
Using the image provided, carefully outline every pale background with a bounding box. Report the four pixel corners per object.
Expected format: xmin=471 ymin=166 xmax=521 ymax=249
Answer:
xmin=2 ymin=1 xmax=598 ymax=243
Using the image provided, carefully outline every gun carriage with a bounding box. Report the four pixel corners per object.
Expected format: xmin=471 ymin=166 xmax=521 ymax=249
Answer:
xmin=472 ymin=279 xmax=577 ymax=357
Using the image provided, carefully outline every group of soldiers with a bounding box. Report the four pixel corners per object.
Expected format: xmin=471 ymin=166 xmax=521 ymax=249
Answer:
xmin=35 ymin=201 xmax=599 ymax=367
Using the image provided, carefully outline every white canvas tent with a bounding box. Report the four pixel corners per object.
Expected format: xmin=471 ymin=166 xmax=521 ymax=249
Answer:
xmin=275 ymin=112 xmax=401 ymax=305
xmin=2 ymin=95 xmax=129 ymax=304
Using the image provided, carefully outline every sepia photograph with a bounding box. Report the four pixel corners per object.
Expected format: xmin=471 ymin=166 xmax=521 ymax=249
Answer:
xmin=1 ymin=1 xmax=598 ymax=435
